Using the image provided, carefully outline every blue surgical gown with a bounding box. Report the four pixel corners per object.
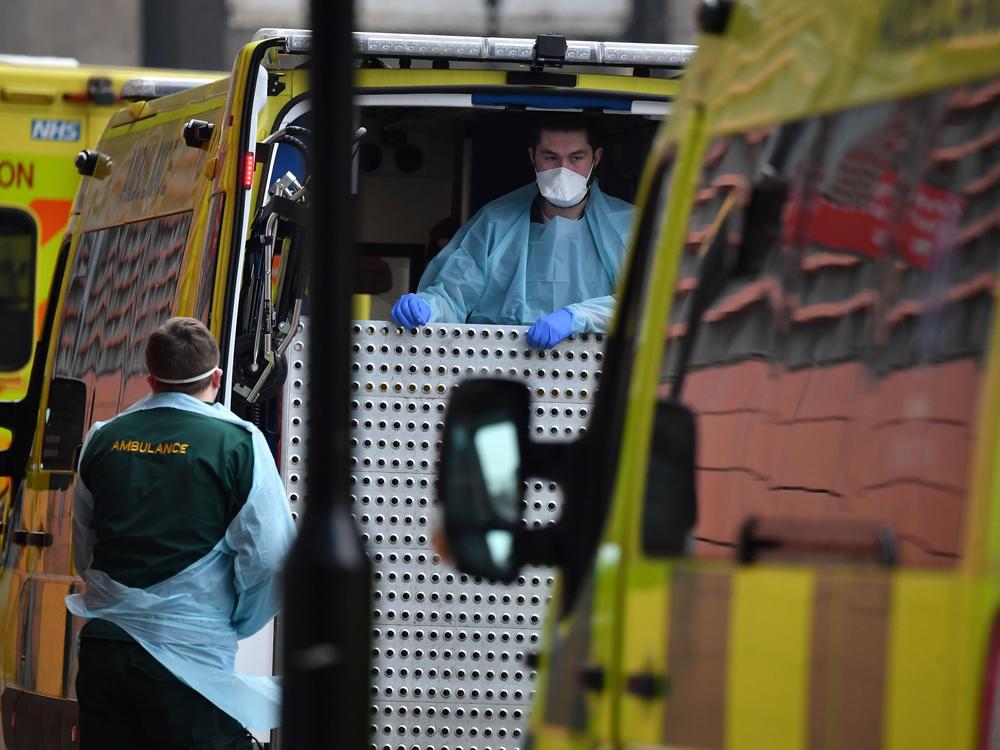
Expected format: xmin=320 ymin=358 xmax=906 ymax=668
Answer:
xmin=67 ymin=392 xmax=296 ymax=732
xmin=416 ymin=182 xmax=634 ymax=333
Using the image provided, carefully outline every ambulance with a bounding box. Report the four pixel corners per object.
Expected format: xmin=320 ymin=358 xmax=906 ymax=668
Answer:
xmin=0 ymin=56 xmax=218 ymax=402
xmin=0 ymin=56 xmax=222 ymax=572
xmin=0 ymin=29 xmax=685 ymax=748
xmin=436 ymin=0 xmax=1000 ymax=749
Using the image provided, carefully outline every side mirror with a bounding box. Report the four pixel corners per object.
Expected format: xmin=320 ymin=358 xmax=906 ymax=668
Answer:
xmin=439 ymin=379 xmax=531 ymax=583
xmin=641 ymin=399 xmax=698 ymax=556
xmin=40 ymin=376 xmax=87 ymax=471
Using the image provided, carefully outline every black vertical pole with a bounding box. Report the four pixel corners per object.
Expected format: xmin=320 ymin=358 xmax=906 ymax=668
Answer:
xmin=142 ymin=0 xmax=229 ymax=69
xmin=628 ymin=0 xmax=668 ymax=41
xmin=280 ymin=0 xmax=371 ymax=747
xmin=485 ymin=0 xmax=501 ymax=36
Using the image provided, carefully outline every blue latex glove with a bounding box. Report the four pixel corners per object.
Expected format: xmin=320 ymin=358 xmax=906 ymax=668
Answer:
xmin=391 ymin=293 xmax=431 ymax=329
xmin=526 ymin=308 xmax=574 ymax=349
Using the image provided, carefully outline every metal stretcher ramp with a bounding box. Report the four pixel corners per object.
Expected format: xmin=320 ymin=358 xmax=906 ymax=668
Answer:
xmin=282 ymin=319 xmax=605 ymax=750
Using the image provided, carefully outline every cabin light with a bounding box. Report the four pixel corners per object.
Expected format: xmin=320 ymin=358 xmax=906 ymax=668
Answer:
xmin=601 ymin=42 xmax=695 ymax=67
xmin=254 ymin=28 xmax=313 ymax=53
xmin=356 ymin=32 xmax=485 ymax=59
xmin=565 ymin=42 xmax=601 ymax=63
xmin=486 ymin=38 xmax=534 ymax=61
xmin=242 ymin=152 xmax=256 ymax=189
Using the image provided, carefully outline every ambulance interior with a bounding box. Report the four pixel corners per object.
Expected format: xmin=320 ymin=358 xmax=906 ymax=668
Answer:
xmin=267 ymin=102 xmax=662 ymax=320
xmin=236 ymin=99 xmax=661 ymax=429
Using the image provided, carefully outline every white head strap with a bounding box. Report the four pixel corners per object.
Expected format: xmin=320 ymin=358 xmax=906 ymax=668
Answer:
xmin=153 ymin=366 xmax=219 ymax=385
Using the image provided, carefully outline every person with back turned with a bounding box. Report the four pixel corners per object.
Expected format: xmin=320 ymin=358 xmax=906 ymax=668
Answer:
xmin=67 ymin=316 xmax=295 ymax=749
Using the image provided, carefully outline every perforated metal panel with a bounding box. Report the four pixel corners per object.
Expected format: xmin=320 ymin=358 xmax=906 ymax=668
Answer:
xmin=282 ymin=319 xmax=605 ymax=750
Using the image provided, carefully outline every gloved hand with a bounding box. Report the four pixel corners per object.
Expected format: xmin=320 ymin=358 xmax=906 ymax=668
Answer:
xmin=391 ymin=293 xmax=431 ymax=329
xmin=526 ymin=308 xmax=574 ymax=349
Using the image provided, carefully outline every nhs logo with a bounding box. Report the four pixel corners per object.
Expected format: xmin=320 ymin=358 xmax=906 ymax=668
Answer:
xmin=31 ymin=119 xmax=81 ymax=142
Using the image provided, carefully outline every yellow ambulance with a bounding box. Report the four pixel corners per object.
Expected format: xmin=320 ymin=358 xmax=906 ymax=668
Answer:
xmin=0 ymin=57 xmax=221 ymax=584
xmin=0 ymin=29 xmax=683 ymax=748
xmin=0 ymin=55 xmax=220 ymax=404
xmin=437 ymin=1 xmax=1000 ymax=748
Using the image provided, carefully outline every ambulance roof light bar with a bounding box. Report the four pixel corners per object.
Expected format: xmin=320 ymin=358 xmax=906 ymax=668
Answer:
xmin=119 ymin=77 xmax=214 ymax=101
xmin=252 ymin=28 xmax=696 ymax=70
xmin=0 ymin=53 xmax=80 ymax=68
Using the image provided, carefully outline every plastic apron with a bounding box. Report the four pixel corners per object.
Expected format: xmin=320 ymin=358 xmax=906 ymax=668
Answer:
xmin=67 ymin=392 xmax=296 ymax=732
xmin=416 ymin=182 xmax=635 ymax=332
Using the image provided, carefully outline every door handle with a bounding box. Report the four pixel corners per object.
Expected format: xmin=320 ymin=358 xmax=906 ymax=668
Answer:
xmin=575 ymin=665 xmax=605 ymax=692
xmin=12 ymin=530 xmax=53 ymax=548
xmin=625 ymin=671 xmax=667 ymax=699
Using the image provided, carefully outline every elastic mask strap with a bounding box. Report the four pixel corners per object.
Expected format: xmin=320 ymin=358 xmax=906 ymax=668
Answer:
xmin=154 ymin=366 xmax=219 ymax=385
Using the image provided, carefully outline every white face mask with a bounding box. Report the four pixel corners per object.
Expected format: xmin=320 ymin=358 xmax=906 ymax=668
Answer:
xmin=535 ymin=165 xmax=593 ymax=208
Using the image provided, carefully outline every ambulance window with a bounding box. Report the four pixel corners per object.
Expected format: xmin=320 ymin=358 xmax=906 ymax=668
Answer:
xmin=271 ymin=111 xmax=310 ymax=186
xmin=0 ymin=209 xmax=35 ymax=371
xmin=47 ymin=212 xmax=193 ymax=449
xmin=659 ymin=78 xmax=1000 ymax=567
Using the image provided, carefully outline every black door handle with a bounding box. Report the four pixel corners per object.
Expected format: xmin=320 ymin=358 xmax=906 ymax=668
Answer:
xmin=575 ymin=665 xmax=605 ymax=692
xmin=625 ymin=672 xmax=667 ymax=699
xmin=12 ymin=530 xmax=53 ymax=548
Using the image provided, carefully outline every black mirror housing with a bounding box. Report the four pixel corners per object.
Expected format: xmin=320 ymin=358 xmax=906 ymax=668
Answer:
xmin=41 ymin=376 xmax=87 ymax=471
xmin=641 ymin=399 xmax=698 ymax=556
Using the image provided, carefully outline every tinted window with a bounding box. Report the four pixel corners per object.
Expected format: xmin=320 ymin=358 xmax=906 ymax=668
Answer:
xmin=660 ymin=79 xmax=1000 ymax=567
xmin=0 ymin=209 xmax=36 ymax=371
xmin=46 ymin=211 xmax=192 ymax=458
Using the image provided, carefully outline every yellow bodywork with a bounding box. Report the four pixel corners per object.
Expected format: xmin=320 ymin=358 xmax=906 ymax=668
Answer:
xmin=0 ymin=60 xmax=222 ymax=402
xmin=528 ymin=2 xmax=1000 ymax=749
xmin=0 ymin=37 xmax=680 ymax=749
xmin=0 ymin=60 xmax=222 ymax=598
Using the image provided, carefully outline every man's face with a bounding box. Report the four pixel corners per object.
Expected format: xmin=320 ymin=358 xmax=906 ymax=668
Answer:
xmin=529 ymin=129 xmax=602 ymax=177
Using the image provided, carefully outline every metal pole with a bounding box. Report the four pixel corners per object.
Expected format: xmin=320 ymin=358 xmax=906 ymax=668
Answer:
xmin=142 ymin=0 xmax=228 ymax=69
xmin=628 ymin=0 xmax=668 ymax=42
xmin=280 ymin=0 xmax=372 ymax=746
xmin=485 ymin=0 xmax=501 ymax=37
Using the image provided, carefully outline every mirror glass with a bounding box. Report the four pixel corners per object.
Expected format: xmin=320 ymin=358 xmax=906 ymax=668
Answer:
xmin=441 ymin=380 xmax=529 ymax=582
xmin=473 ymin=420 xmax=521 ymax=521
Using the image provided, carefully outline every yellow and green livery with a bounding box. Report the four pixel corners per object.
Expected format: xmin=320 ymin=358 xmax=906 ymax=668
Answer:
xmin=438 ymin=1 xmax=1000 ymax=749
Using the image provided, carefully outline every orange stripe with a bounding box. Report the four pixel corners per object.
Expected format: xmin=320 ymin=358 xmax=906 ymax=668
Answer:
xmin=28 ymin=198 xmax=73 ymax=246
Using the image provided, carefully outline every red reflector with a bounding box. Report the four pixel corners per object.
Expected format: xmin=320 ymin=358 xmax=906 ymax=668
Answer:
xmin=242 ymin=152 xmax=255 ymax=189
xmin=63 ymin=92 xmax=91 ymax=103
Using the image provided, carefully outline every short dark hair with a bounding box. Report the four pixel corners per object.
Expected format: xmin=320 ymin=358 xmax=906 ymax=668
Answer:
xmin=529 ymin=113 xmax=605 ymax=152
xmin=145 ymin=317 xmax=219 ymax=396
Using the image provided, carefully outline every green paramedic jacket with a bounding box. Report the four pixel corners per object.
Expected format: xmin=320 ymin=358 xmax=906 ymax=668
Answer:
xmin=67 ymin=392 xmax=296 ymax=731
xmin=77 ymin=399 xmax=254 ymax=639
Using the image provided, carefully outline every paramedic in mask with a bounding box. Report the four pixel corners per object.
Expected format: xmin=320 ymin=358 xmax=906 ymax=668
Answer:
xmin=66 ymin=317 xmax=295 ymax=749
xmin=390 ymin=114 xmax=634 ymax=349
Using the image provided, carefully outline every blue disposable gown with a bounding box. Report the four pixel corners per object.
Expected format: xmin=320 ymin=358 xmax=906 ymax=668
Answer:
xmin=66 ymin=392 xmax=296 ymax=732
xmin=416 ymin=182 xmax=634 ymax=333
